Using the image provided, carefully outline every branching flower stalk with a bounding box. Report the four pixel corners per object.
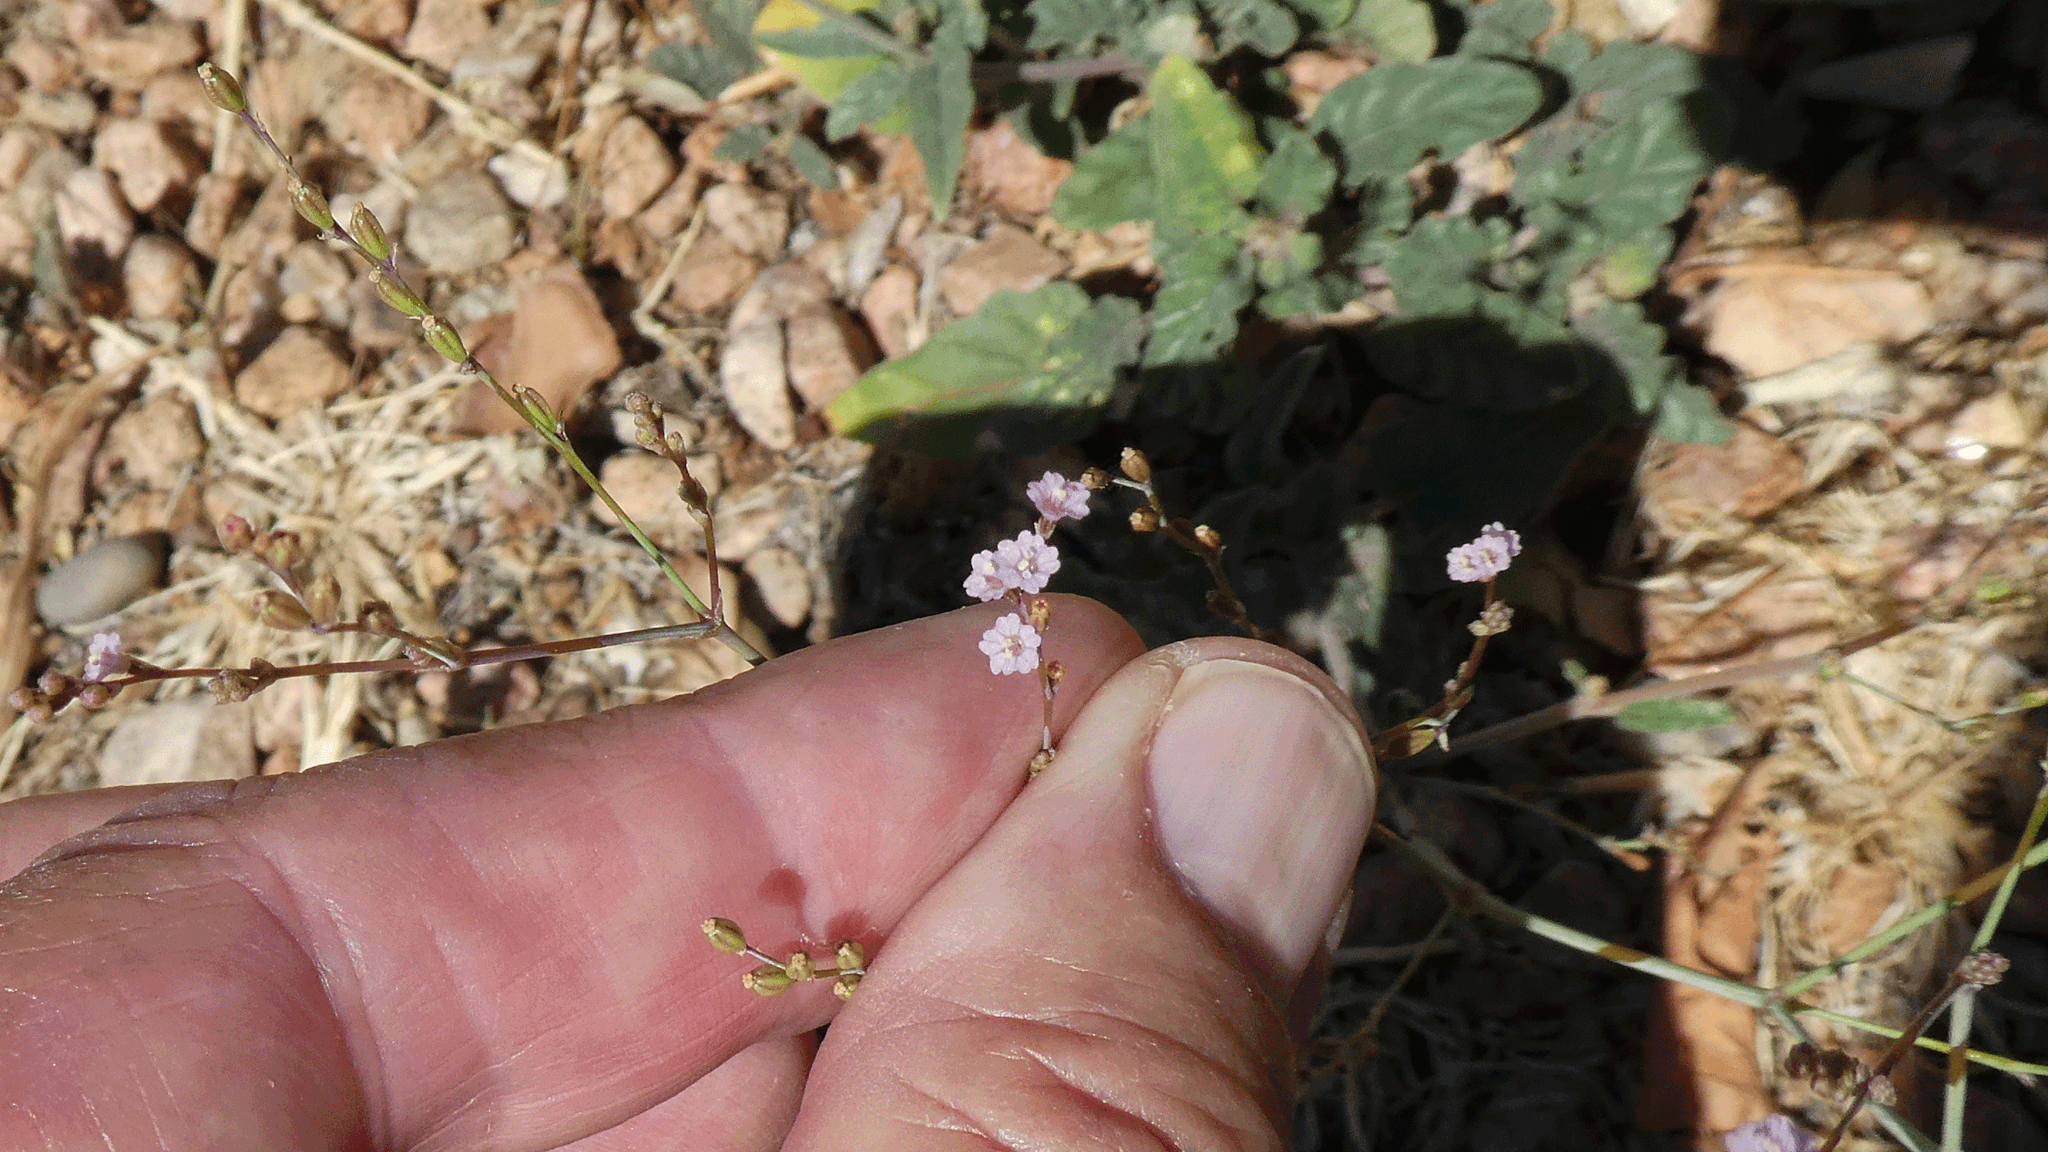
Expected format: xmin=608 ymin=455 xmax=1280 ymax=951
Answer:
xmin=1108 ymin=448 xmax=1274 ymax=643
xmin=1373 ymin=522 xmax=1522 ymax=762
xmin=195 ymin=63 xmax=763 ymax=669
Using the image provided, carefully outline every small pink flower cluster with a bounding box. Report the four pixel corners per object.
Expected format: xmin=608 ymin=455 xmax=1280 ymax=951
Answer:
xmin=967 ymin=472 xmax=1092 ymax=675
xmin=81 ymin=633 xmax=126 ymax=683
xmin=1446 ymin=522 xmax=1522 ymax=583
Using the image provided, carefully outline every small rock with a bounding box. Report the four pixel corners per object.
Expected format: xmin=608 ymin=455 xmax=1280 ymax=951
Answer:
xmin=182 ymin=171 xmax=245 ymax=259
xmin=860 ymin=263 xmax=920 ymax=359
xmin=635 ymin=168 xmax=701 ymax=237
xmin=234 ymin=326 xmax=354 ymax=419
xmin=721 ymin=320 xmax=796 ymax=450
xmin=36 ymin=533 xmax=170 ymax=626
xmin=729 ymin=261 xmax=833 ymax=329
xmin=55 ymin=166 xmax=134 ymax=264
xmin=401 ymin=0 xmax=494 ymax=71
xmin=598 ymin=115 xmax=677 ymax=220
xmin=1701 ymin=269 xmax=1934 ymax=379
xmin=843 ymin=195 xmax=902 ymax=298
xmin=101 ymin=392 xmax=204 ymax=489
xmin=785 ymin=305 xmax=872 ymax=411
xmin=668 ymin=229 xmax=760 ymax=314
xmin=0 ymin=126 xmax=54 ymax=192
xmin=460 ymin=260 xmax=624 ymax=435
xmin=488 ymin=147 xmax=570 ymax=210
xmin=1798 ymin=35 xmax=1972 ymax=113
xmin=964 ymin=121 xmax=1075 ymax=219
xmin=122 ymin=233 xmax=199 ymax=322
xmin=93 ymin=117 xmax=200 ymax=213
xmin=939 ymin=224 xmax=1066 ymax=317
xmin=5 ymin=34 xmax=79 ymax=92
xmin=590 ymin=451 xmax=703 ymax=552
xmin=327 ymin=73 xmax=432 ymax=162
xmin=744 ymin=546 xmax=811 ymax=628
xmin=1640 ymin=423 xmax=1804 ymax=541
xmin=97 ymin=696 xmax=256 ymax=787
xmin=1282 ymin=49 xmax=1370 ymax=116
xmin=277 ymin=239 xmax=354 ymax=329
xmin=14 ymin=89 xmax=98 ymax=136
xmin=77 ymin=18 xmax=203 ymax=92
xmin=1907 ymin=391 xmax=2032 ymax=459
xmin=704 ymin=182 xmax=789 ymax=261
xmin=405 ymin=168 xmax=516 ymax=275
xmin=324 ymin=0 xmax=411 ymax=41
xmin=712 ymin=492 xmax=784 ymax=562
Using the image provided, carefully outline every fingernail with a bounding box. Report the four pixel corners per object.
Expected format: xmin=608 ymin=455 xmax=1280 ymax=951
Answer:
xmin=1148 ymin=659 xmax=1374 ymax=989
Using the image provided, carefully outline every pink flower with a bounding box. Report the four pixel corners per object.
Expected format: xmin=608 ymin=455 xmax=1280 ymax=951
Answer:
xmin=81 ymin=632 xmax=126 ymax=683
xmin=1723 ymin=1115 xmax=1817 ymax=1152
xmin=979 ymin=613 xmax=1041 ymax=675
xmin=964 ymin=549 xmax=1007 ymax=602
xmin=1026 ymin=471 xmax=1090 ymax=522
xmin=1447 ymin=522 xmax=1520 ymax=583
xmin=994 ymin=531 xmax=1060 ymax=594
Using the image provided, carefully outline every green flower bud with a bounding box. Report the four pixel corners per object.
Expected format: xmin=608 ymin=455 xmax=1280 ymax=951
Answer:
xmin=702 ymin=917 xmax=748 ymax=954
xmin=743 ymin=966 xmax=793 ymax=996
xmin=420 ymin=315 xmax=468 ymax=363
xmin=369 ymin=268 xmax=428 ymax=318
xmin=254 ymin=590 xmax=313 ymax=631
xmin=197 ymin=63 xmax=246 ymax=113
xmin=291 ymin=181 xmax=335 ymax=231
xmin=347 ymin=201 xmax=391 ymax=261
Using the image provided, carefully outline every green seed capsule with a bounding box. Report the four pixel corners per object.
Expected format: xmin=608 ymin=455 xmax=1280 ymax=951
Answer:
xmin=421 ymin=315 xmax=468 ymax=363
xmin=743 ymin=966 xmax=793 ymax=996
xmin=347 ymin=201 xmax=391 ymax=261
xmin=370 ymin=268 xmax=428 ymax=318
xmin=291 ymin=181 xmax=335 ymax=231
xmin=702 ymin=918 xmax=748 ymax=954
xmin=197 ymin=63 xmax=246 ymax=113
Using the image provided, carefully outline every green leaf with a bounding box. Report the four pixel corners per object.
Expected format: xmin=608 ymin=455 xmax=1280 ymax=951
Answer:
xmin=1309 ymin=58 xmax=1543 ymax=185
xmin=905 ymin=27 xmax=974 ymax=213
xmin=1571 ymin=300 xmax=1681 ymax=415
xmin=1146 ymin=226 xmax=1254 ymax=368
xmin=1027 ymin=0 xmax=1155 ymax=52
xmin=1051 ymin=115 xmax=1155 ymax=230
xmin=785 ymin=134 xmax=840 ymax=188
xmin=1652 ymin=383 xmax=1735 ymax=444
xmin=1457 ymin=0 xmax=1551 ymax=59
xmin=824 ymin=60 xmax=906 ymax=139
xmin=1613 ymin=697 xmax=1740 ymax=733
xmin=1571 ymin=40 xmax=1703 ymax=108
xmin=1285 ymin=0 xmax=1354 ymax=29
xmin=1380 ymin=215 xmax=1507 ymax=316
xmin=649 ymin=0 xmax=766 ymax=95
xmin=1201 ymin=0 xmax=1300 ymax=55
xmin=754 ymin=21 xmax=888 ymax=57
xmin=1256 ymin=125 xmax=1337 ymax=218
xmin=1339 ymin=0 xmax=1436 ymax=63
xmin=1149 ymin=56 xmax=1266 ymax=211
xmin=826 ymin=283 xmax=1146 ymax=453
xmin=713 ymin=123 xmax=775 ymax=163
xmin=1555 ymin=98 xmax=1710 ymax=234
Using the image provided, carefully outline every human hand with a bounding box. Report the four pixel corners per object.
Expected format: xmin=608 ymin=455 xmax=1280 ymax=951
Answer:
xmin=0 ymin=598 xmax=1373 ymax=1150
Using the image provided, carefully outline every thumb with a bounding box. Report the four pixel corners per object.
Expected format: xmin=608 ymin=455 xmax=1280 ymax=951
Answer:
xmin=785 ymin=638 xmax=1376 ymax=1151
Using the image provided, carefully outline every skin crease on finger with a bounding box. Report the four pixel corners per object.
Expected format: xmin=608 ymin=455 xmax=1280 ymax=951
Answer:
xmin=0 ymin=599 xmax=1144 ymax=1152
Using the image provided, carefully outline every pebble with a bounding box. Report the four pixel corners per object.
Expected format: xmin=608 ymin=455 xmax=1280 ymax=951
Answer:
xmin=93 ymin=117 xmax=199 ymax=213
xmin=36 ymin=533 xmax=169 ymax=626
xmin=668 ymin=229 xmax=760 ymax=314
xmin=277 ymin=239 xmax=354 ymax=329
xmin=182 ymin=171 xmax=243 ymax=259
xmin=743 ymin=546 xmax=812 ymax=628
xmin=402 ymin=0 xmax=495 ymax=71
xmin=843 ymin=195 xmax=903 ymax=298
xmin=122 ymin=232 xmax=199 ymax=322
xmin=458 ymin=261 xmax=624 ymax=434
xmin=598 ymin=115 xmax=677 ymax=220
xmin=76 ymin=18 xmax=202 ymax=92
xmin=939 ymin=223 xmax=1065 ymax=317
xmin=963 ymin=122 xmax=1075 ymax=219
xmin=98 ymin=696 xmax=256 ymax=787
xmin=234 ymin=325 xmax=354 ymax=419
xmin=55 ymin=166 xmax=134 ymax=263
xmin=784 ymin=305 xmax=871 ymax=411
xmin=0 ymin=126 xmax=53 ymax=192
xmin=488 ymin=147 xmax=569 ymax=210
xmin=729 ymin=261 xmax=833 ymax=329
xmin=704 ymin=182 xmax=790 ymax=261
xmin=1701 ymin=270 xmax=1934 ymax=379
xmin=590 ymin=451 xmax=704 ymax=552
xmin=102 ymin=392 xmax=204 ymax=489
xmin=14 ymin=89 xmax=97 ymax=136
xmin=721 ymin=319 xmax=797 ymax=450
xmin=860 ymin=263 xmax=920 ymax=359
xmin=405 ymin=168 xmax=517 ymax=274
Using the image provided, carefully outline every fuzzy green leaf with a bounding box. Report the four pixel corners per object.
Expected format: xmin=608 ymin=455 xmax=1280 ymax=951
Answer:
xmin=1052 ymin=116 xmax=1156 ymax=230
xmin=753 ymin=22 xmax=885 ymax=56
xmin=1310 ymin=58 xmax=1543 ymax=184
xmin=904 ymin=27 xmax=974 ymax=214
xmin=1150 ymin=55 xmax=1266 ymax=212
xmin=1146 ymin=226 xmax=1254 ymax=367
xmin=826 ymin=283 xmax=1145 ymax=452
xmin=786 ymin=134 xmax=840 ymax=188
xmin=1613 ymin=698 xmax=1740 ymax=733
xmin=1555 ymin=98 xmax=1709 ymax=235
xmin=1457 ymin=0 xmax=1551 ymax=59
xmin=824 ymin=60 xmax=906 ymax=139
xmin=1653 ymin=383 xmax=1735 ymax=445
xmin=1340 ymin=0 xmax=1436 ymax=62
xmin=1202 ymin=0 xmax=1300 ymax=55
xmin=713 ymin=123 xmax=775 ymax=163
xmin=1571 ymin=40 xmax=1703 ymax=108
xmin=1256 ymin=126 xmax=1337 ymax=218
xmin=1572 ymin=300 xmax=1682 ymax=414
xmin=1286 ymin=0 xmax=1354 ymax=28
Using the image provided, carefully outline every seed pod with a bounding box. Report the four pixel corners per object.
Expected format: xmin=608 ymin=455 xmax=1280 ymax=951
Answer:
xmin=832 ymin=973 xmax=861 ymax=1000
xmin=1129 ymin=508 xmax=1160 ymax=533
xmin=1118 ymin=447 xmax=1151 ymax=484
xmin=76 ymin=682 xmax=115 ymax=710
xmin=421 ymin=315 xmax=468 ymax=363
xmin=834 ymin=940 xmax=865 ymax=970
xmin=196 ymin=63 xmax=246 ymax=113
xmin=218 ymin=514 xmax=255 ymax=552
xmin=255 ymin=590 xmax=313 ymax=630
xmin=1080 ymin=467 xmax=1111 ymax=491
xmin=291 ymin=181 xmax=335 ymax=231
xmin=304 ymin=573 xmax=340 ymax=623
xmin=743 ymin=966 xmax=794 ymax=996
xmin=785 ymin=951 xmax=815 ymax=980
xmin=1027 ymin=749 xmax=1054 ymax=778
xmin=1193 ymin=524 xmax=1222 ymax=551
xmin=348 ymin=201 xmax=391 ymax=262
xmin=702 ymin=917 xmax=748 ymax=954
xmin=367 ymin=268 xmax=428 ymax=318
